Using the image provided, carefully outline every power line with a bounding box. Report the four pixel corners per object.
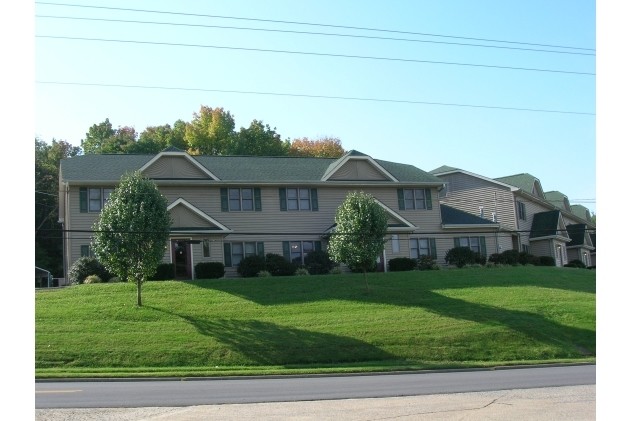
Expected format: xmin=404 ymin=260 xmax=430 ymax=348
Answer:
xmin=36 ymin=81 xmax=596 ymax=116
xmin=34 ymin=2 xmax=595 ymax=52
xmin=36 ymin=35 xmax=595 ymax=76
xmin=36 ymin=15 xmax=596 ymax=57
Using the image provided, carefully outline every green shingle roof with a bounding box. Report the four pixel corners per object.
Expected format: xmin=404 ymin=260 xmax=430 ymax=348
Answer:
xmin=429 ymin=165 xmax=460 ymax=175
xmin=60 ymin=151 xmax=443 ymax=184
xmin=566 ymin=224 xmax=588 ymax=247
xmin=440 ymin=204 xmax=497 ymax=225
xmin=570 ymin=204 xmax=591 ymax=221
xmin=494 ymin=173 xmax=539 ymax=193
xmin=530 ymin=210 xmax=562 ymax=239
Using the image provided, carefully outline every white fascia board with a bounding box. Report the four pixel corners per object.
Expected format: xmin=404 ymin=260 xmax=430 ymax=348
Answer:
xmin=321 ymin=155 xmax=399 ymax=182
xmin=167 ymin=198 xmax=232 ymax=232
xmin=374 ymin=199 xmax=417 ymax=230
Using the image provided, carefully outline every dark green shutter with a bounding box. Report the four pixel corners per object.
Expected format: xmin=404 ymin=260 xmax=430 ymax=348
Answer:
xmin=279 ymin=188 xmax=287 ymax=211
xmin=425 ymin=188 xmax=433 ymax=210
xmin=257 ymin=242 xmax=265 ymax=257
xmin=254 ymin=188 xmax=262 ymax=211
xmin=397 ymin=189 xmax=405 ymax=210
xmin=223 ymin=243 xmax=232 ymax=267
xmin=80 ymin=187 xmax=88 ymax=212
xmin=480 ymin=237 xmax=487 ymax=256
xmin=310 ymin=188 xmax=319 ymax=211
xmin=220 ymin=188 xmax=229 ymax=212
xmin=429 ymin=238 xmax=437 ymax=259
xmin=282 ymin=241 xmax=290 ymax=261
xmin=315 ymin=241 xmax=322 ymax=251
xmin=454 ymin=238 xmax=459 ymax=248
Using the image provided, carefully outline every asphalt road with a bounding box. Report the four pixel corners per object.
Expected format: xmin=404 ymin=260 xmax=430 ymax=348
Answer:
xmin=35 ymin=364 xmax=595 ymax=409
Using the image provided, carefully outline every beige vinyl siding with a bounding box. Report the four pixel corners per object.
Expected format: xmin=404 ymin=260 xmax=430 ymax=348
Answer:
xmin=516 ymin=196 xmax=560 ymax=247
xmin=529 ymin=239 xmax=553 ymax=260
xmin=170 ymin=204 xmax=214 ymax=228
xmin=328 ymin=160 xmax=390 ymax=181
xmin=143 ymin=156 xmax=210 ymax=179
xmin=437 ymin=173 xmax=516 ymax=228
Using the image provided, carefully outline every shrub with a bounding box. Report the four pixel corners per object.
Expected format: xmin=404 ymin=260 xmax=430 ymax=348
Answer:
xmin=264 ymin=253 xmax=296 ymax=276
xmin=565 ymin=259 xmax=587 ymax=269
xmin=329 ymin=266 xmax=342 ymax=275
xmin=294 ymin=268 xmax=310 ymax=276
xmin=488 ymin=253 xmax=501 ymax=265
xmin=518 ymin=251 xmax=537 ymax=265
xmin=195 ymin=262 xmax=225 ymax=279
xmin=109 ymin=277 xmax=122 ymax=283
xmin=238 ymin=255 xmax=267 ymax=278
xmin=68 ymin=257 xmax=111 ymax=285
xmin=151 ymin=263 xmax=175 ymax=280
xmin=83 ymin=275 xmax=102 ymax=284
xmin=499 ymin=249 xmax=520 ymax=265
xmin=538 ymin=256 xmax=556 ymax=266
xmin=304 ymin=250 xmax=334 ymax=275
xmin=257 ymin=270 xmax=272 ymax=278
xmin=445 ymin=247 xmax=479 ymax=268
xmin=417 ymin=255 xmax=438 ymax=271
xmin=388 ymin=257 xmax=417 ymax=272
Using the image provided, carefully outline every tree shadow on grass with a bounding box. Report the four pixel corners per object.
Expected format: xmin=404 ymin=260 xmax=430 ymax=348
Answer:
xmin=148 ymin=306 xmax=397 ymax=366
xmin=188 ymin=274 xmax=595 ymax=358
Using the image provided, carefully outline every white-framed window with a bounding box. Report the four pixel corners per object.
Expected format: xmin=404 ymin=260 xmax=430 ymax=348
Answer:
xmin=403 ymin=189 xmax=427 ymax=210
xmin=225 ymin=241 xmax=264 ymax=267
xmin=392 ymin=235 xmax=400 ymax=253
xmin=81 ymin=187 xmax=113 ymax=212
xmin=521 ymin=244 xmax=530 ymax=254
xmin=80 ymin=245 xmax=94 ymax=258
xmin=282 ymin=240 xmax=321 ymax=264
xmin=410 ymin=238 xmax=431 ymax=258
xmin=455 ymin=236 xmax=486 ymax=255
xmin=517 ymin=201 xmax=527 ymax=221
xmin=287 ymin=188 xmax=311 ymax=210
xmin=229 ymin=188 xmax=254 ymax=211
xmin=202 ymin=239 xmax=211 ymax=258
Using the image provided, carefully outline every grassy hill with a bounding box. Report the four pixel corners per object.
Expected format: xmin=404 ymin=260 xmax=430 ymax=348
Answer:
xmin=35 ymin=266 xmax=595 ymax=378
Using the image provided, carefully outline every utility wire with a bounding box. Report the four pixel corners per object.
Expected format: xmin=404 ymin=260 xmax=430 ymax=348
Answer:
xmin=36 ymin=15 xmax=596 ymax=57
xmin=36 ymin=35 xmax=595 ymax=76
xmin=36 ymin=81 xmax=596 ymax=116
xmin=34 ymin=2 xmax=595 ymax=52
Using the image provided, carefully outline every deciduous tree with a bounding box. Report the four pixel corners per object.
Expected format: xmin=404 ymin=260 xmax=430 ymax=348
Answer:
xmin=327 ymin=191 xmax=388 ymax=290
xmin=288 ymin=136 xmax=345 ymax=158
xmin=229 ymin=120 xmax=289 ymax=156
xmin=184 ymin=106 xmax=235 ymax=155
xmin=92 ymin=172 xmax=171 ymax=306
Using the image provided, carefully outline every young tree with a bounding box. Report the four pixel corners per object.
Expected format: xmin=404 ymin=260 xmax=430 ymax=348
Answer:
xmin=327 ymin=191 xmax=388 ymax=290
xmin=229 ymin=120 xmax=289 ymax=156
xmin=92 ymin=171 xmax=171 ymax=306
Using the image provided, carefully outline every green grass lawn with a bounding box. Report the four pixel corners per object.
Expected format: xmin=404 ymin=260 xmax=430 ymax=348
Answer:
xmin=35 ymin=266 xmax=595 ymax=378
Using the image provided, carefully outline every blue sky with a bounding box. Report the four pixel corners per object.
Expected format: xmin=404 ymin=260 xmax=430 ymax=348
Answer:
xmin=33 ymin=0 xmax=595 ymax=213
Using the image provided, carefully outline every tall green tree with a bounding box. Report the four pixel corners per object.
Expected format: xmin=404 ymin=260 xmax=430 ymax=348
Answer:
xmin=132 ymin=120 xmax=188 ymax=153
xmin=92 ymin=172 xmax=171 ymax=306
xmin=327 ymin=191 xmax=388 ymax=290
xmin=81 ymin=118 xmax=138 ymax=154
xmin=229 ymin=120 xmax=289 ymax=156
xmin=184 ymin=106 xmax=235 ymax=155
xmin=35 ymin=138 xmax=81 ymax=276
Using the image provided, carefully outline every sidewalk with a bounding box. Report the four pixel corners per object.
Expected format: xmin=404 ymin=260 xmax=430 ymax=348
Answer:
xmin=35 ymin=384 xmax=595 ymax=421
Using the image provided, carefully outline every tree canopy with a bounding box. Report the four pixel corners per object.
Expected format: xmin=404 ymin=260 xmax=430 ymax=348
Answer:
xmin=327 ymin=191 xmax=388 ymax=289
xmin=288 ymin=136 xmax=345 ymax=158
xmin=92 ymin=171 xmax=171 ymax=306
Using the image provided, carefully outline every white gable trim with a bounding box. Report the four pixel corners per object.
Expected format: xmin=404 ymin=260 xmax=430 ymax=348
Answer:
xmin=167 ymin=198 xmax=232 ymax=232
xmin=322 ymin=155 xmax=398 ymax=182
xmin=139 ymin=151 xmax=220 ymax=180
xmin=433 ymin=168 xmax=519 ymax=192
xmin=374 ymin=199 xmax=417 ymax=231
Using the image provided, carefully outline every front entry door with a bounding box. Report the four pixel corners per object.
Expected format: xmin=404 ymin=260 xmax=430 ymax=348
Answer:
xmin=172 ymin=240 xmax=192 ymax=279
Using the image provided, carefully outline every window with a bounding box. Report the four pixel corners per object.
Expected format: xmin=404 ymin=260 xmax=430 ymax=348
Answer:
xmin=517 ymin=201 xmax=526 ymax=220
xmin=455 ymin=237 xmax=486 ymax=256
xmin=410 ymin=238 xmax=437 ymax=259
xmin=221 ymin=188 xmax=261 ymax=212
xmin=279 ymin=188 xmax=318 ymax=211
xmin=439 ymin=183 xmax=449 ymax=198
xmin=398 ymin=188 xmax=432 ymax=210
xmin=202 ymin=239 xmax=210 ymax=258
xmin=80 ymin=245 xmax=94 ymax=258
xmin=80 ymin=187 xmax=113 ymax=212
xmin=479 ymin=206 xmax=484 ymax=218
xmin=283 ymin=240 xmax=322 ymax=264
xmin=223 ymin=242 xmax=264 ymax=267
xmin=392 ymin=235 xmax=400 ymax=253
xmin=521 ymin=244 xmax=530 ymax=254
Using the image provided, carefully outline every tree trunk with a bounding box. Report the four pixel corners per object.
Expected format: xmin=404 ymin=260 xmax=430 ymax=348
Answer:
xmin=137 ymin=278 xmax=142 ymax=307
